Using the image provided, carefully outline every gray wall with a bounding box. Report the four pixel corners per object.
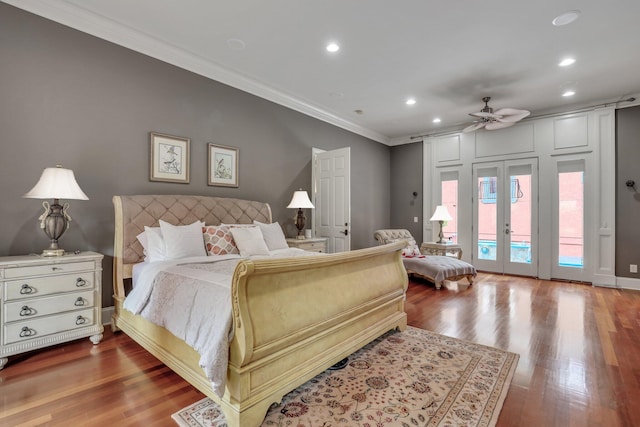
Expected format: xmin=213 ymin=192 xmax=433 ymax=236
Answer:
xmin=615 ymin=106 xmax=640 ymax=279
xmin=0 ymin=4 xmax=391 ymax=306
xmin=390 ymin=142 xmax=423 ymax=239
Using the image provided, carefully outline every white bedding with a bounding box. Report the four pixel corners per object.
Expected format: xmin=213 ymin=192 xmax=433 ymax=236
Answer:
xmin=123 ymin=247 xmax=316 ymax=397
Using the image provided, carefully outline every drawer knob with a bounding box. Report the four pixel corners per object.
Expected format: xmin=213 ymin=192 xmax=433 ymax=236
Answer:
xmin=75 ymin=315 xmax=87 ymax=325
xmin=75 ymin=277 xmax=87 ymax=287
xmin=20 ymin=306 xmax=35 ymax=316
xmin=74 ymin=297 xmax=85 ymax=306
xmin=19 ymin=326 xmax=36 ymax=337
xmin=20 ymin=284 xmax=35 ymax=294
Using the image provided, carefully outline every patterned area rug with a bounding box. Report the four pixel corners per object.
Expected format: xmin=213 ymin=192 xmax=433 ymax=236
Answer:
xmin=172 ymin=326 xmax=519 ymax=427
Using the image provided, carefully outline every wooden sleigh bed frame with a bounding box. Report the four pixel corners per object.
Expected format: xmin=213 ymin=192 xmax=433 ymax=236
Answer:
xmin=112 ymin=195 xmax=408 ymax=427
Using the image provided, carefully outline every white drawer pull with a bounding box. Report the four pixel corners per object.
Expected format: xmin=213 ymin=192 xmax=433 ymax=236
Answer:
xmin=74 ymin=297 xmax=86 ymax=307
xmin=75 ymin=278 xmax=87 ymax=287
xmin=75 ymin=315 xmax=87 ymax=325
xmin=20 ymin=284 xmax=35 ymax=294
xmin=20 ymin=306 xmax=36 ymax=316
xmin=19 ymin=326 xmax=36 ymax=337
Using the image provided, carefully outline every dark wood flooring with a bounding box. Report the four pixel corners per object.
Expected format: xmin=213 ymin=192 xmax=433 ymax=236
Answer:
xmin=1 ymin=273 xmax=639 ymax=426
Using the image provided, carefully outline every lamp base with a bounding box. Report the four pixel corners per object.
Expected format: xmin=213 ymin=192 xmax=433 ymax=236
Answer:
xmin=296 ymin=235 xmax=306 ymax=240
xmin=42 ymin=248 xmax=65 ymax=257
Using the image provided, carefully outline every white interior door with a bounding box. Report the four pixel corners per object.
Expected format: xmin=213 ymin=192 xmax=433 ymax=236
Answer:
xmin=473 ymin=158 xmax=538 ymax=276
xmin=314 ymin=147 xmax=351 ymax=253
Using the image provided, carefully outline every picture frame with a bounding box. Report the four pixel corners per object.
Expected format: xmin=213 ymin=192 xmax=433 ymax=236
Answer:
xmin=149 ymin=132 xmax=190 ymax=183
xmin=208 ymin=143 xmax=239 ymax=187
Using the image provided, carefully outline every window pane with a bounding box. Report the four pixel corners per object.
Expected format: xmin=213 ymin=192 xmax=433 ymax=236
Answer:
xmin=558 ymin=171 xmax=584 ymax=267
xmin=509 ymin=174 xmax=532 ymax=264
xmin=478 ymin=175 xmax=497 ymax=260
xmin=441 ymin=179 xmax=458 ymax=243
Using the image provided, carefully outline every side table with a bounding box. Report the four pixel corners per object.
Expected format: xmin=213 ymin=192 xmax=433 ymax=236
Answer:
xmin=420 ymin=242 xmax=463 ymax=259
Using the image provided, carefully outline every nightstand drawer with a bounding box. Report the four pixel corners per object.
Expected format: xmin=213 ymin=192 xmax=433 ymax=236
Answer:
xmin=4 ymin=290 xmax=95 ymax=323
xmin=3 ymin=308 xmax=95 ymax=345
xmin=298 ymin=242 xmax=325 ymax=252
xmin=4 ymin=273 xmax=95 ymax=301
xmin=3 ymin=261 xmax=96 ymax=279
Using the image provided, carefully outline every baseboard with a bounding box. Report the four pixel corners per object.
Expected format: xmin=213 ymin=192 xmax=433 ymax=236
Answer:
xmin=615 ymin=276 xmax=640 ymax=291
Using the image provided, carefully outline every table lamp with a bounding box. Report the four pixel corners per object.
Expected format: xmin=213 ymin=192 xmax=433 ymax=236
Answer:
xmin=430 ymin=205 xmax=452 ymax=244
xmin=23 ymin=165 xmax=89 ymax=256
xmin=287 ymin=189 xmax=314 ymax=239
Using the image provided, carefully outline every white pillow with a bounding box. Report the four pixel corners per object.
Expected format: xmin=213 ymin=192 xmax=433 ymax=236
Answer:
xmin=159 ymin=220 xmax=206 ymax=260
xmin=253 ymin=221 xmax=288 ymax=251
xmin=229 ymin=226 xmax=270 ymax=257
xmin=143 ymin=226 xmax=166 ymax=262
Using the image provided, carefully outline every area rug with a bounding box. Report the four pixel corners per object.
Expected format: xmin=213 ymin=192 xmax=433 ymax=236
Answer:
xmin=172 ymin=326 xmax=519 ymax=427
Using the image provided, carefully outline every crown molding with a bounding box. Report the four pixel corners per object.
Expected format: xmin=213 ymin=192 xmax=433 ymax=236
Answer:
xmin=3 ymin=0 xmax=390 ymax=145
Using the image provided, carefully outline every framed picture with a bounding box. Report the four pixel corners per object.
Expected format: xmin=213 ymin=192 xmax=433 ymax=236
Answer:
xmin=149 ymin=132 xmax=190 ymax=183
xmin=208 ymin=143 xmax=239 ymax=187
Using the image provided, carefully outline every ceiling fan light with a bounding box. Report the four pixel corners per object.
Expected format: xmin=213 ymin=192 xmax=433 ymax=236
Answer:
xmin=469 ymin=111 xmax=501 ymax=119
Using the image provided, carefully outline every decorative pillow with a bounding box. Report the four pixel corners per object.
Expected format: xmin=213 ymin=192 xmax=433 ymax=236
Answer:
xmin=159 ymin=220 xmax=206 ymax=260
xmin=229 ymin=226 xmax=270 ymax=257
xmin=253 ymin=221 xmax=288 ymax=251
xmin=202 ymin=225 xmax=239 ymax=255
xmin=387 ymin=237 xmax=421 ymax=257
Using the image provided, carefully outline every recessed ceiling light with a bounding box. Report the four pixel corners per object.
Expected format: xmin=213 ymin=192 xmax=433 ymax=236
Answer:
xmin=354 ymin=109 xmax=363 ymax=115
xmin=432 ymin=118 xmax=441 ymax=123
xmin=552 ymin=10 xmax=581 ymax=26
xmin=562 ymin=90 xmax=576 ymax=97
xmin=406 ymin=98 xmax=416 ymax=105
xmin=559 ymin=58 xmax=576 ymax=67
xmin=326 ymin=43 xmax=340 ymax=53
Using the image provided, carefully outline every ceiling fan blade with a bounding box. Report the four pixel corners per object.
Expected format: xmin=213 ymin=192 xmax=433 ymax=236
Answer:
xmin=485 ymin=121 xmax=515 ymax=130
xmin=469 ymin=111 xmax=501 ymax=119
xmin=463 ymin=122 xmax=487 ymax=132
xmin=494 ymin=109 xmax=530 ymax=122
xmin=494 ymin=108 xmax=529 ymax=116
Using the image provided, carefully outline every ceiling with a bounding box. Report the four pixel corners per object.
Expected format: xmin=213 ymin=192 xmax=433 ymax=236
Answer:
xmin=6 ymin=0 xmax=640 ymax=145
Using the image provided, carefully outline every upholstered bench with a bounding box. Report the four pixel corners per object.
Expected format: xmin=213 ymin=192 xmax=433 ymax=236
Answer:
xmin=374 ymin=229 xmax=476 ymax=290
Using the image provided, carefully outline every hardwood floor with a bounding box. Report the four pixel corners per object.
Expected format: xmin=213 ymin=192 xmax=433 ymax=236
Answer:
xmin=1 ymin=273 xmax=639 ymax=426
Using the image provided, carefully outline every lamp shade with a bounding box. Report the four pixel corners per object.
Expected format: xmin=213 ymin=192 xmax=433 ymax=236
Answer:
xmin=23 ymin=166 xmax=89 ymax=200
xmin=429 ymin=205 xmax=452 ymax=222
xmin=286 ymin=190 xmax=314 ymax=209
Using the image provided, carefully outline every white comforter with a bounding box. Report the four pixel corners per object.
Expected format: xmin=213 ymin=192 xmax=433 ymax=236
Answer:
xmin=123 ymin=248 xmax=315 ymax=397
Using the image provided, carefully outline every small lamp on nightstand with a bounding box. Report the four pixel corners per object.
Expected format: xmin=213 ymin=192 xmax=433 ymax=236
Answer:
xmin=430 ymin=205 xmax=452 ymax=244
xmin=23 ymin=165 xmax=89 ymax=256
xmin=287 ymin=189 xmax=314 ymax=239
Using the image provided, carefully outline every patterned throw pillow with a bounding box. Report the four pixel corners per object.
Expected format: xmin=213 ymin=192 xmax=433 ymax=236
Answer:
xmin=202 ymin=225 xmax=239 ymax=255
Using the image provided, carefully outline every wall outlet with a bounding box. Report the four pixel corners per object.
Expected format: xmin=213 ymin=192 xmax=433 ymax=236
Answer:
xmin=413 ymin=216 xmax=419 ymax=223
xmin=631 ymin=264 xmax=638 ymax=273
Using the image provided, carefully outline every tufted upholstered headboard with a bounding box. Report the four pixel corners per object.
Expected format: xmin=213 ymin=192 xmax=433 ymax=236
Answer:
xmin=113 ymin=194 xmax=272 ymax=267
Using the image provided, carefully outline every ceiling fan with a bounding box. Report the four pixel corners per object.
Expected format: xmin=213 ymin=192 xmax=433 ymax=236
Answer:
xmin=463 ymin=97 xmax=530 ymax=132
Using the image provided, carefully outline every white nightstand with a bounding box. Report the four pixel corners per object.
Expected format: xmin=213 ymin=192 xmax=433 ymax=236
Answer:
xmin=0 ymin=251 xmax=103 ymax=369
xmin=420 ymin=242 xmax=463 ymax=259
xmin=286 ymin=237 xmax=328 ymax=253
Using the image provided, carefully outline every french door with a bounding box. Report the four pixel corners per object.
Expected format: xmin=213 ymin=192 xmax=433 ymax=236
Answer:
xmin=472 ymin=158 xmax=538 ymax=276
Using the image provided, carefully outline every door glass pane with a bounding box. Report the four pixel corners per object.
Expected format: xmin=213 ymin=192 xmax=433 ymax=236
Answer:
xmin=478 ymin=174 xmax=497 ymax=260
xmin=509 ymin=173 xmax=532 ymax=264
xmin=441 ymin=179 xmax=458 ymax=243
xmin=558 ymin=171 xmax=584 ymax=267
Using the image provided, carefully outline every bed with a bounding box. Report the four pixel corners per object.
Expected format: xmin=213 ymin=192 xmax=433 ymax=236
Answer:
xmin=112 ymin=195 xmax=408 ymax=427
